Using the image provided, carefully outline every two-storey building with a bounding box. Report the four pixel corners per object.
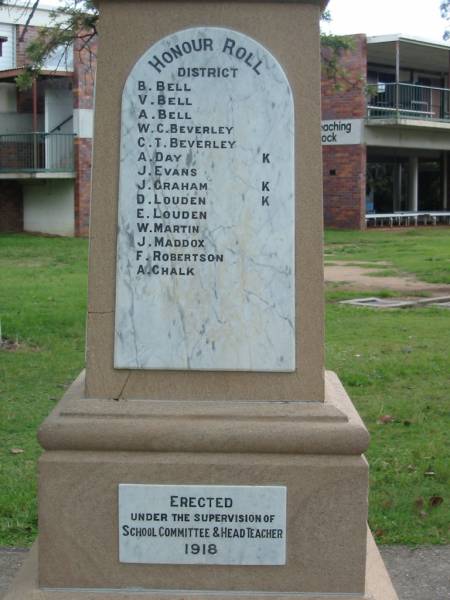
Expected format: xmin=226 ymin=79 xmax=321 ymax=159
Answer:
xmin=322 ymin=34 xmax=450 ymax=228
xmin=0 ymin=2 xmax=95 ymax=236
xmin=1 ymin=11 xmax=449 ymax=234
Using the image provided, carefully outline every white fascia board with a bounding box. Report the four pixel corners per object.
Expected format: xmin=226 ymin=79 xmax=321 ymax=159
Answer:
xmin=367 ymin=34 xmax=402 ymax=45
xmin=0 ymin=4 xmax=54 ymax=27
xmin=368 ymin=34 xmax=450 ymax=51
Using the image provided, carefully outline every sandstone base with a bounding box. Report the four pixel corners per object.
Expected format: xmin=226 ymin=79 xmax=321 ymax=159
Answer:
xmin=4 ymin=532 xmax=398 ymax=600
xmin=4 ymin=371 xmax=397 ymax=600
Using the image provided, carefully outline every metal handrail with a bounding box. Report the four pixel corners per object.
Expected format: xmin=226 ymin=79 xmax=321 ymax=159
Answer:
xmin=0 ymin=132 xmax=75 ymax=172
xmin=367 ymin=82 xmax=450 ymax=122
xmin=394 ymin=82 xmax=450 ymax=93
xmin=49 ymin=115 xmax=74 ymax=133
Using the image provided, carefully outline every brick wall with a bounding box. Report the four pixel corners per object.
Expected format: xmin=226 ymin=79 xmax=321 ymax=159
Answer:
xmin=16 ymin=25 xmax=45 ymax=114
xmin=321 ymin=35 xmax=367 ymax=229
xmin=73 ymin=34 xmax=97 ymax=237
xmin=16 ymin=25 xmax=39 ymax=67
xmin=0 ymin=181 xmax=23 ymax=232
xmin=73 ymin=35 xmax=97 ymax=110
xmin=74 ymin=137 xmax=92 ymax=236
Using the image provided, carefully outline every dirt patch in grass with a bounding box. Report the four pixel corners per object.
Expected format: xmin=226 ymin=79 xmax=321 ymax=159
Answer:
xmin=0 ymin=338 xmax=38 ymax=352
xmin=325 ymin=261 xmax=450 ymax=294
xmin=0 ymin=338 xmax=21 ymax=352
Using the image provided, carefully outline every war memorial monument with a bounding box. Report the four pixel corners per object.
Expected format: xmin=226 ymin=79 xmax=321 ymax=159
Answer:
xmin=5 ymin=0 xmax=398 ymax=598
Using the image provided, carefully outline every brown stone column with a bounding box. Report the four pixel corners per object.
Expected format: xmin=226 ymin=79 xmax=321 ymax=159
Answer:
xmin=73 ymin=35 xmax=97 ymax=237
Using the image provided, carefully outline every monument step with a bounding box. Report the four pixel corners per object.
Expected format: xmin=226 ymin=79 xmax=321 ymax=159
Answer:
xmin=3 ymin=532 xmax=397 ymax=600
xmin=38 ymin=372 xmax=369 ymax=456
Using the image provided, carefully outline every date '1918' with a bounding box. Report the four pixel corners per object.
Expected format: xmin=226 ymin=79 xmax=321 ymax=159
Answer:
xmin=185 ymin=543 xmax=218 ymax=555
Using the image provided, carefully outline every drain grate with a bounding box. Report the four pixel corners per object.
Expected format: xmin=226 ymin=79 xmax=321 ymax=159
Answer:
xmin=430 ymin=301 xmax=450 ymax=309
xmin=339 ymin=296 xmax=450 ymax=309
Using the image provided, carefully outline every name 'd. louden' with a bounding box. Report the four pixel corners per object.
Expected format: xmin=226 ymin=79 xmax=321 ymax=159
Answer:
xmin=153 ymin=194 xmax=206 ymax=206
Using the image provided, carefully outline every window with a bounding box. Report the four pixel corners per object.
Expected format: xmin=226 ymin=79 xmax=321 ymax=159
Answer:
xmin=43 ymin=44 xmax=73 ymax=72
xmin=0 ymin=24 xmax=15 ymax=70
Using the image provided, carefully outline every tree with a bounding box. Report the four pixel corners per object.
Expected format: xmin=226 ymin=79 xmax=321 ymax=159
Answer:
xmin=441 ymin=1 xmax=450 ymax=40
xmin=4 ymin=1 xmax=351 ymax=89
xmin=320 ymin=10 xmax=356 ymax=89
xmin=0 ymin=0 xmax=98 ymax=89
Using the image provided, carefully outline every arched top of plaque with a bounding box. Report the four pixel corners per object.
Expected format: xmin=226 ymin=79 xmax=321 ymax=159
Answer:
xmin=115 ymin=27 xmax=295 ymax=372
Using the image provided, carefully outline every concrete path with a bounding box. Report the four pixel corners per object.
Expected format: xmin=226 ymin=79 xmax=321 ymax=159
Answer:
xmin=1 ymin=546 xmax=449 ymax=599
xmin=0 ymin=549 xmax=27 ymax=599
xmin=380 ymin=546 xmax=450 ymax=600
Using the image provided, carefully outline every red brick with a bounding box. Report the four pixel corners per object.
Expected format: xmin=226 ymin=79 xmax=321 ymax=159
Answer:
xmin=321 ymin=35 xmax=367 ymax=229
xmin=0 ymin=181 xmax=23 ymax=232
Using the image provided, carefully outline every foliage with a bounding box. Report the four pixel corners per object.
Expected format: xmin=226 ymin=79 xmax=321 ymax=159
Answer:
xmin=442 ymin=1 xmax=450 ymax=40
xmin=0 ymin=234 xmax=87 ymax=545
xmin=325 ymin=228 xmax=450 ymax=544
xmin=2 ymin=0 xmax=98 ymax=90
xmin=7 ymin=1 xmax=353 ymax=90
xmin=320 ymin=10 xmax=356 ymax=89
xmin=1 ymin=231 xmax=449 ymax=546
xmin=320 ymin=37 xmax=354 ymax=85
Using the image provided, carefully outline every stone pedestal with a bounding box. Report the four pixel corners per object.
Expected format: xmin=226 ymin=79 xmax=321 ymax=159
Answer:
xmin=5 ymin=372 xmax=398 ymax=599
xmin=5 ymin=1 xmax=397 ymax=599
xmin=38 ymin=371 xmax=369 ymax=592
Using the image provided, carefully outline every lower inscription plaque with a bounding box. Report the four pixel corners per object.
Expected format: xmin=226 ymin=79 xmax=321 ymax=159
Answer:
xmin=118 ymin=484 xmax=287 ymax=565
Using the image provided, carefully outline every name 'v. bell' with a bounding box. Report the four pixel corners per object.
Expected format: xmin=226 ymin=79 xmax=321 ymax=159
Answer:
xmin=157 ymin=95 xmax=192 ymax=106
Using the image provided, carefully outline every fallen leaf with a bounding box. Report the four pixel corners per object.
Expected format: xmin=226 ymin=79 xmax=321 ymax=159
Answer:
xmin=424 ymin=469 xmax=436 ymax=477
xmin=419 ymin=510 xmax=428 ymax=518
xmin=10 ymin=448 xmax=24 ymax=455
xmin=414 ymin=497 xmax=425 ymax=509
xmin=429 ymin=496 xmax=444 ymax=508
xmin=374 ymin=529 xmax=384 ymax=538
xmin=407 ymin=464 xmax=416 ymax=472
xmin=378 ymin=415 xmax=394 ymax=424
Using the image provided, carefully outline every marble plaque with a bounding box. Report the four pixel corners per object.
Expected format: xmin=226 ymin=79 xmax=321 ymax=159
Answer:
xmin=118 ymin=484 xmax=287 ymax=565
xmin=115 ymin=27 xmax=295 ymax=371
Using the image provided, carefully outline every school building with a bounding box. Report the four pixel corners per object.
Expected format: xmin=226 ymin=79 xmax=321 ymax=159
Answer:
xmin=0 ymin=4 xmax=449 ymax=234
xmin=0 ymin=3 xmax=95 ymax=237
xmin=322 ymin=33 xmax=450 ymax=228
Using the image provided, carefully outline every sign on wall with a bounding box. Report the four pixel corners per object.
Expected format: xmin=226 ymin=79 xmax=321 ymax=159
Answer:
xmin=119 ymin=484 xmax=287 ymax=565
xmin=115 ymin=27 xmax=295 ymax=372
xmin=321 ymin=119 xmax=363 ymax=145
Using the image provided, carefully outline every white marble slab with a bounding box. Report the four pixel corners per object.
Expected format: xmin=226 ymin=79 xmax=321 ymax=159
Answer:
xmin=118 ymin=484 xmax=287 ymax=565
xmin=115 ymin=27 xmax=295 ymax=371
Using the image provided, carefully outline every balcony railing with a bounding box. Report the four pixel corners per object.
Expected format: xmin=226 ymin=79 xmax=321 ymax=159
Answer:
xmin=367 ymin=83 xmax=450 ymax=123
xmin=0 ymin=133 xmax=75 ymax=173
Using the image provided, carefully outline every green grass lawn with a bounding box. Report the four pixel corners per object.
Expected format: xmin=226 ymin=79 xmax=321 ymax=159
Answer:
xmin=0 ymin=234 xmax=87 ymax=545
xmin=0 ymin=230 xmax=449 ymax=546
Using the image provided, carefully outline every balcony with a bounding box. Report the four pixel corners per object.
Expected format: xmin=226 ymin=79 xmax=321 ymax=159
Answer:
xmin=0 ymin=132 xmax=75 ymax=178
xmin=367 ymin=83 xmax=450 ymax=127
